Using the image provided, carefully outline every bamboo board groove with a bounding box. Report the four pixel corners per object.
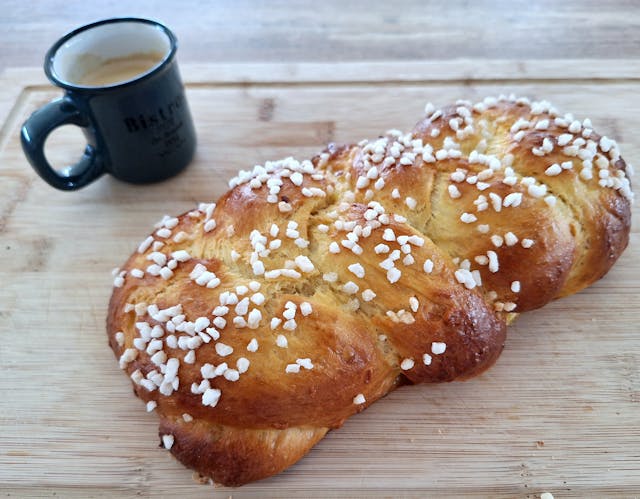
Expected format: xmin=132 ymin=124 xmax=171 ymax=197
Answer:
xmin=0 ymin=62 xmax=638 ymax=498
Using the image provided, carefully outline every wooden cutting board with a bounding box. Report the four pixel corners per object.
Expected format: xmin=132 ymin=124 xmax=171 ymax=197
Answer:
xmin=0 ymin=61 xmax=638 ymax=498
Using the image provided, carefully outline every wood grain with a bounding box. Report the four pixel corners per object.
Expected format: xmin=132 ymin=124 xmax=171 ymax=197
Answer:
xmin=1 ymin=0 xmax=640 ymax=72
xmin=0 ymin=62 xmax=638 ymax=498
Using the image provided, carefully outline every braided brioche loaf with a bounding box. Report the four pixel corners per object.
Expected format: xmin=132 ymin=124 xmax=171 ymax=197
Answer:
xmin=107 ymin=95 xmax=632 ymax=486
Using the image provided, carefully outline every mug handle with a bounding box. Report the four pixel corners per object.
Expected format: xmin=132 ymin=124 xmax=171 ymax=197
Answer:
xmin=21 ymin=96 xmax=106 ymax=191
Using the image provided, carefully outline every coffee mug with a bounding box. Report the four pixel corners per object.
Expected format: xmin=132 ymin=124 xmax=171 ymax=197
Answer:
xmin=21 ymin=18 xmax=196 ymax=190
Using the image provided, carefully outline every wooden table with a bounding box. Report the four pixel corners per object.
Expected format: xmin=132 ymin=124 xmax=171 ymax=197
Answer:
xmin=1 ymin=0 xmax=639 ymax=70
xmin=1 ymin=3 xmax=639 ymax=498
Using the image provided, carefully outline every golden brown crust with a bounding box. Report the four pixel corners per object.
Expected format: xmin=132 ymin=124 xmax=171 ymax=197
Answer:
xmin=107 ymin=96 xmax=631 ymax=486
xmin=409 ymin=101 xmax=631 ymax=311
xmin=159 ymin=418 xmax=328 ymax=487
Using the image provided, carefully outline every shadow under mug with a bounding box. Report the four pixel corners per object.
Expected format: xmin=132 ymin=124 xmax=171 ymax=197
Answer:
xmin=21 ymin=17 xmax=196 ymax=191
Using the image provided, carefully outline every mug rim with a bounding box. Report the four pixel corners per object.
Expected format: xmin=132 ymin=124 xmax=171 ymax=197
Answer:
xmin=44 ymin=17 xmax=178 ymax=92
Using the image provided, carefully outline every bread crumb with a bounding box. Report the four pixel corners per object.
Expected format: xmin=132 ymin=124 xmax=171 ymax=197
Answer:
xmin=192 ymin=471 xmax=211 ymax=485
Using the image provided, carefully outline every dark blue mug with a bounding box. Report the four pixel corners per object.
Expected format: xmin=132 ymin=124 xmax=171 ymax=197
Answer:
xmin=21 ymin=18 xmax=196 ymax=190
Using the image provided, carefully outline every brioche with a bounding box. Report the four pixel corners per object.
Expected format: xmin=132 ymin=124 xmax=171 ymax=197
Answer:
xmin=107 ymin=95 xmax=632 ymax=486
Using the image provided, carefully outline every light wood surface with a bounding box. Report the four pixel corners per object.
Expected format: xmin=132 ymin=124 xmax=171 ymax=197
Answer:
xmin=0 ymin=62 xmax=639 ymax=498
xmin=2 ymin=0 xmax=640 ymax=72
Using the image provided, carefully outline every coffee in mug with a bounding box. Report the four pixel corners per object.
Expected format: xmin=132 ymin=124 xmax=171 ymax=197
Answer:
xmin=21 ymin=18 xmax=197 ymax=191
xmin=75 ymin=52 xmax=165 ymax=87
